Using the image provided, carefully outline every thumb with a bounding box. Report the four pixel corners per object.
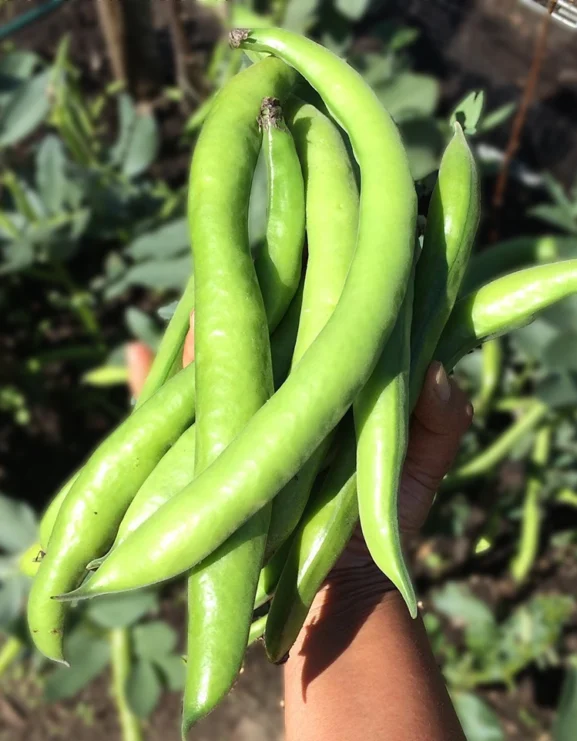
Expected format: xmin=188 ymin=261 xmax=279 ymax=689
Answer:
xmin=399 ymin=362 xmax=473 ymax=533
xmin=125 ymin=342 xmax=155 ymax=400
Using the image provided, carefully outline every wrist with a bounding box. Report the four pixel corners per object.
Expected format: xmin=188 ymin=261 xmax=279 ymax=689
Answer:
xmin=306 ymin=561 xmax=398 ymax=626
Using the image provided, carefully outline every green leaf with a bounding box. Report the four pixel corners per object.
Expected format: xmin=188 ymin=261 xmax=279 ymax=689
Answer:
xmin=44 ymin=628 xmax=110 ymax=702
xmin=376 ymin=73 xmax=439 ymax=123
xmin=553 ymin=662 xmax=577 ymax=741
xmin=335 ymin=0 xmax=371 ymax=21
xmin=510 ymin=319 xmax=559 ymax=363
xmin=125 ymin=219 xmax=189 ymax=261
xmin=110 ymin=94 xmax=136 ymax=166
xmin=0 ymin=51 xmax=40 ymax=82
xmin=537 ymin=372 xmax=577 ymax=409
xmin=0 ymin=575 xmax=25 ymax=630
xmin=154 ymin=654 xmax=185 ymax=691
xmin=122 ymin=110 xmax=159 ymax=179
xmin=479 ymin=103 xmax=516 ymax=133
xmin=126 ymin=659 xmax=162 ymax=718
xmin=399 ymin=118 xmax=444 ymax=181
xmin=452 ymin=692 xmax=504 ymax=741
xmin=431 ymin=583 xmax=496 ymax=647
xmin=105 ymin=256 xmax=192 ymax=298
xmin=529 ymin=204 xmax=577 ymax=235
xmin=157 ymin=300 xmax=178 ymax=322
xmin=0 ymin=241 xmax=35 ymax=275
xmin=36 ymin=136 xmax=67 ymax=214
xmin=283 ymin=0 xmax=320 ymax=32
xmin=450 ymin=91 xmax=484 ymax=135
xmin=0 ymin=494 xmax=38 ymax=553
xmin=132 ymin=621 xmax=177 ymax=661
xmin=544 ymin=333 xmax=577 ymax=371
xmin=86 ymin=591 xmax=158 ymax=629
xmin=0 ymin=69 xmax=51 ymax=147
xmin=125 ymin=307 xmax=161 ymax=350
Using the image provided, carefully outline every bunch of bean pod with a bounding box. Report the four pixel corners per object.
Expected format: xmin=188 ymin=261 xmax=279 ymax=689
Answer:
xmin=25 ymin=28 xmax=577 ymax=732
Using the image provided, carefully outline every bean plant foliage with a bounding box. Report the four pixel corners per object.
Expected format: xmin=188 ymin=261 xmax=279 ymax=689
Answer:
xmin=2 ymin=0 xmax=577 ymax=739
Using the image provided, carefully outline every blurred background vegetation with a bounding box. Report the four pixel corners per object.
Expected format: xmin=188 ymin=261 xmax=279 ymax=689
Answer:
xmin=1 ymin=1 xmax=577 ymax=739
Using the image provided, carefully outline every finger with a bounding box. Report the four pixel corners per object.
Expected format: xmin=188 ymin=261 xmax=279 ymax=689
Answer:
xmin=400 ymin=362 xmax=473 ymax=532
xmin=125 ymin=342 xmax=155 ymax=400
xmin=182 ymin=311 xmax=195 ymax=367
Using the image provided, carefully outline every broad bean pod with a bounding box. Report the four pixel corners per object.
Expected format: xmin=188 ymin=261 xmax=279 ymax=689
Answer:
xmin=59 ymin=26 xmax=416 ymax=601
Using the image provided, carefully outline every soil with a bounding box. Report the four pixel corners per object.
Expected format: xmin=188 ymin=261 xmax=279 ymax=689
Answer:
xmin=1 ymin=1 xmax=577 ymax=740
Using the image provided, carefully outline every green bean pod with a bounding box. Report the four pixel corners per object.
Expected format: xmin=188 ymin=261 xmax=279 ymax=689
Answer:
xmin=261 ymin=259 xmax=577 ymax=660
xmin=265 ymin=97 xmax=359 ymax=561
xmin=510 ymin=424 xmax=551 ymax=584
xmin=353 ymin=269 xmax=417 ymax=617
xmin=461 ymin=235 xmax=577 ymax=295
xmin=88 ymin=283 xmax=304 ymax=574
xmin=28 ymin=362 xmax=196 ymax=663
xmin=183 ymin=57 xmax=297 ymax=732
xmin=442 ymin=400 xmax=548 ymax=491
xmin=409 ymin=122 xmax=480 ymax=407
xmin=36 ymin=274 xmax=196 ymax=553
xmin=58 ymin=27 xmax=416 ymax=601
xmin=265 ymin=423 xmax=358 ymax=663
xmin=255 ymin=96 xmax=305 ymax=332
xmin=436 ymin=259 xmax=577 ymax=369
xmin=88 ymin=424 xmax=197 ymax=569
xmin=473 ymin=338 xmax=503 ymax=416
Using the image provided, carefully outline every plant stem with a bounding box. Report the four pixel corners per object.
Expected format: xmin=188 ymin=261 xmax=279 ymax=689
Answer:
xmin=473 ymin=338 xmax=503 ymax=416
xmin=49 ymin=260 xmax=105 ymax=347
xmin=510 ymin=424 xmax=552 ymax=583
xmin=110 ymin=628 xmax=142 ymax=741
xmin=0 ymin=635 xmax=24 ymax=678
xmin=442 ymin=401 xmax=549 ymax=490
xmin=248 ymin=614 xmax=267 ymax=646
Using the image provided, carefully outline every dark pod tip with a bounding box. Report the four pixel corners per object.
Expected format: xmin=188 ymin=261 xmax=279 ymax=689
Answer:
xmin=258 ymin=96 xmax=284 ymax=131
xmin=229 ymin=28 xmax=250 ymax=49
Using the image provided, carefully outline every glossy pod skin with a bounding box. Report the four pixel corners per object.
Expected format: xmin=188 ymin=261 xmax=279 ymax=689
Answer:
xmin=255 ymin=96 xmax=305 ymax=332
xmin=94 ymin=423 xmax=197 ymax=561
xmin=265 ymin=97 xmax=359 ymax=562
xmin=28 ymin=361 xmax=196 ymax=663
xmin=89 ymin=296 xmax=305 ymax=574
xmin=35 ymin=274 xmax=196 ymax=553
xmin=60 ymin=27 xmax=416 ymax=601
xmin=183 ymin=57 xmax=297 ymax=732
xmin=264 ymin=258 xmax=577 ymax=660
xmin=353 ymin=268 xmax=417 ymax=617
xmin=436 ymin=259 xmax=577 ymax=369
xmin=265 ymin=423 xmax=359 ymax=663
xmin=409 ymin=122 xmax=480 ymax=407
xmin=461 ymin=235 xmax=577 ymax=295
xmin=136 ymin=275 xmax=195 ymax=406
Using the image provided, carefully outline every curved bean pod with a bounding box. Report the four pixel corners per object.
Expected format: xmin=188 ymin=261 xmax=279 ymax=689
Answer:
xmin=461 ymin=235 xmax=577 ymax=295
xmin=353 ymin=269 xmax=417 ymax=617
xmin=510 ymin=424 xmax=551 ymax=584
xmin=409 ymin=122 xmax=480 ymax=407
xmin=183 ymin=56 xmax=297 ymax=731
xmin=36 ymin=275 xmax=196 ymax=553
xmin=58 ymin=26 xmax=416 ymax=601
xmin=28 ymin=362 xmax=196 ymax=663
xmin=265 ymin=97 xmax=359 ymax=561
xmin=436 ymin=259 xmax=577 ymax=369
xmin=255 ymin=96 xmax=305 ymax=332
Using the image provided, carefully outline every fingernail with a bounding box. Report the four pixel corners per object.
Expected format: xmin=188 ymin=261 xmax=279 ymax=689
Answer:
xmin=466 ymin=403 xmax=474 ymax=418
xmin=434 ymin=363 xmax=451 ymax=402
